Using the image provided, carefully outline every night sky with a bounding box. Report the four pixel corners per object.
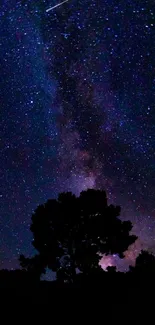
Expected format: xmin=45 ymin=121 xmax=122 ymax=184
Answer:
xmin=0 ymin=0 xmax=155 ymax=272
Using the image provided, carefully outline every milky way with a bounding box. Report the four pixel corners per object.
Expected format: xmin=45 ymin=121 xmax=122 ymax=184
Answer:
xmin=0 ymin=0 xmax=155 ymax=271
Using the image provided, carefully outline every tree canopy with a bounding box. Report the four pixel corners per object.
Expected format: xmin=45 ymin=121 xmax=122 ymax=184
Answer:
xmin=20 ymin=189 xmax=137 ymax=282
xmin=129 ymin=250 xmax=155 ymax=273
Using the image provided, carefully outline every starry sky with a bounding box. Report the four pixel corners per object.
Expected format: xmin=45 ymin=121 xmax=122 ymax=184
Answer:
xmin=0 ymin=0 xmax=155 ymax=272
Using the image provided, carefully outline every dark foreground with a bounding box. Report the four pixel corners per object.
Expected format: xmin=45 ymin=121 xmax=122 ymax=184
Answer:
xmin=0 ymin=270 xmax=154 ymax=306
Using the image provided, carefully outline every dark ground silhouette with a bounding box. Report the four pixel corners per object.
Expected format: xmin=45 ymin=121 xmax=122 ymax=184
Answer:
xmin=0 ymin=267 xmax=154 ymax=305
xmin=1 ymin=190 xmax=155 ymax=305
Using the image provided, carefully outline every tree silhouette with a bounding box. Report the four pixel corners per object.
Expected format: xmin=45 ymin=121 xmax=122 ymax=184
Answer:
xmin=129 ymin=250 xmax=155 ymax=273
xmin=19 ymin=254 xmax=46 ymax=281
xmin=106 ymin=266 xmax=117 ymax=273
xmin=20 ymin=189 xmax=137 ymax=282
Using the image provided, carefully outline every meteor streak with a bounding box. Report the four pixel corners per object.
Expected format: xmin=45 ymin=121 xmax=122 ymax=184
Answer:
xmin=46 ymin=0 xmax=69 ymax=12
